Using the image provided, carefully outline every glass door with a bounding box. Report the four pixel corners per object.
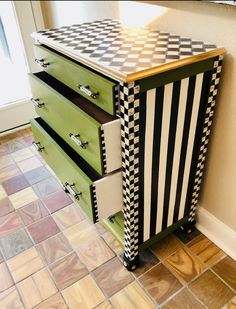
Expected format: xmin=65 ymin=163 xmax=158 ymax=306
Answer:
xmin=0 ymin=1 xmax=43 ymax=132
xmin=0 ymin=1 xmax=31 ymax=106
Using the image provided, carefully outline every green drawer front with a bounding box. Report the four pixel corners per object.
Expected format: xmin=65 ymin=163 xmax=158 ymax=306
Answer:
xmin=29 ymin=73 xmax=104 ymax=175
xmin=34 ymin=44 xmax=117 ymax=115
xmin=31 ymin=118 xmax=95 ymax=221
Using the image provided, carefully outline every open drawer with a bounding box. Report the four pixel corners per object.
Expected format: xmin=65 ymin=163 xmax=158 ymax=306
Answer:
xmin=31 ymin=117 xmax=123 ymax=223
xmin=33 ymin=44 xmax=119 ymax=115
xmin=29 ymin=71 xmax=121 ymax=175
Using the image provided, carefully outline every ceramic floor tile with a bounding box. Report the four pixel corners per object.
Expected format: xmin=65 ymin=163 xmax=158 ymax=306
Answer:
xmin=17 ymin=200 xmax=49 ymax=226
xmin=17 ymin=156 xmax=43 ymax=173
xmin=187 ymin=234 xmax=225 ymax=266
xmin=0 ymin=154 xmax=15 ymax=169
xmin=32 ymin=177 xmax=61 ymax=198
xmin=42 ymin=190 xmax=73 ymax=213
xmin=49 ymin=252 xmax=88 ymax=290
xmin=0 ymin=286 xmax=24 ymax=309
xmin=0 ymin=251 xmax=3 ymax=263
xmin=34 ymin=293 xmax=67 ymax=309
xmin=139 ymin=263 xmax=182 ymax=304
xmin=7 ymin=139 xmax=28 ymax=153
xmin=52 ymin=204 xmax=85 ymax=230
xmin=150 ymin=234 xmax=183 ymax=260
xmin=23 ymin=135 xmax=34 ymax=146
xmin=174 ymin=227 xmax=201 ymax=244
xmin=9 ymin=187 xmax=38 ymax=209
xmin=212 ymin=256 xmax=236 ymax=291
xmin=222 ymin=296 xmax=236 ymax=309
xmin=27 ymin=216 xmax=60 ymax=244
xmin=0 ymin=212 xmax=23 ymax=239
xmin=62 ymin=274 xmax=105 ymax=309
xmin=133 ymin=249 xmax=160 ymax=277
xmin=11 ymin=148 xmax=34 ymax=163
xmin=7 ymin=247 xmax=44 ymax=283
xmin=77 ymin=236 xmax=115 ymax=271
xmin=102 ymin=231 xmax=123 ymax=255
xmin=24 ymin=166 xmax=51 ymax=185
xmin=162 ymin=288 xmax=204 ymax=309
xmin=0 ymin=163 xmax=22 ymax=182
xmin=0 ymin=197 xmax=14 ymax=217
xmin=0 ymin=185 xmax=7 ymax=199
xmin=17 ymin=268 xmax=58 ymax=309
xmin=64 ymin=220 xmax=99 ymax=250
xmin=0 ymin=144 xmax=9 ymax=156
xmin=2 ymin=174 xmax=29 ymax=195
xmin=96 ymin=300 xmax=113 ymax=309
xmin=0 ymin=262 xmax=14 ymax=292
xmin=164 ymin=247 xmax=206 ymax=285
xmin=93 ymin=257 xmax=134 ymax=297
xmin=189 ymin=270 xmax=234 ymax=309
xmin=0 ymin=229 xmax=33 ymax=260
xmin=36 ymin=233 xmax=72 ymax=265
xmin=110 ymin=281 xmax=155 ymax=309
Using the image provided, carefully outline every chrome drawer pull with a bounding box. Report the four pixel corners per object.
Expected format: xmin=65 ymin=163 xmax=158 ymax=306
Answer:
xmin=31 ymin=98 xmax=45 ymax=108
xmin=63 ymin=182 xmax=81 ymax=199
xmin=32 ymin=141 xmax=44 ymax=152
xmin=69 ymin=133 xmax=88 ymax=149
xmin=77 ymin=84 xmax=99 ymax=99
xmin=35 ymin=58 xmax=50 ymax=68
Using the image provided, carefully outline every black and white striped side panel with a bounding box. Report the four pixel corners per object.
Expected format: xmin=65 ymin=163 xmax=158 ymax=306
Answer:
xmin=188 ymin=55 xmax=223 ymax=222
xmin=139 ymin=71 xmax=213 ymax=242
xmin=120 ymin=81 xmax=140 ymax=262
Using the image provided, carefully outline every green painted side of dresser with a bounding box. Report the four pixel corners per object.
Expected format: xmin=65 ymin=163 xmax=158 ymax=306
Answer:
xmin=34 ymin=44 xmax=117 ymax=115
xmin=31 ymin=118 xmax=94 ymax=221
xmin=29 ymin=73 xmax=103 ymax=175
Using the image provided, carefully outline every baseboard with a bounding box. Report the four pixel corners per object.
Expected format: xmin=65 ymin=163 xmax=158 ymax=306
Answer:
xmin=196 ymin=206 xmax=236 ymax=260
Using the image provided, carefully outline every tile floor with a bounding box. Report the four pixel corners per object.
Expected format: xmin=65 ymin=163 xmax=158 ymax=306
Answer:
xmin=0 ymin=127 xmax=235 ymax=309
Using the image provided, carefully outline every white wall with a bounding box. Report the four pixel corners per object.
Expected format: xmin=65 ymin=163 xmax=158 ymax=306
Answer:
xmin=40 ymin=1 xmax=236 ymax=231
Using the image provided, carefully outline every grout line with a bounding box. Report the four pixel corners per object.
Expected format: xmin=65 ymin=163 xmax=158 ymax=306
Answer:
xmin=210 ymin=268 xmax=236 ymax=294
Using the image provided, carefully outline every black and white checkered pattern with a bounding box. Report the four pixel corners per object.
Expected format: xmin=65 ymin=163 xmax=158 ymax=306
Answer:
xmin=100 ymin=127 xmax=107 ymax=174
xmin=114 ymin=84 xmax=120 ymax=115
xmin=35 ymin=19 xmax=217 ymax=75
xmin=120 ymin=81 xmax=140 ymax=262
xmin=188 ymin=55 xmax=223 ymax=223
xmin=91 ymin=185 xmax=99 ymax=223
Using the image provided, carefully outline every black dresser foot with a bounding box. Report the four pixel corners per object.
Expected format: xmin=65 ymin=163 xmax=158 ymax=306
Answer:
xmin=180 ymin=220 xmax=196 ymax=234
xmin=123 ymin=254 xmax=139 ymax=271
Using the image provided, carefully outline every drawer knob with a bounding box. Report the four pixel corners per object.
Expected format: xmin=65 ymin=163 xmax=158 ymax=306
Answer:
xmin=78 ymin=84 xmax=99 ymax=99
xmin=32 ymin=141 xmax=44 ymax=152
xmin=35 ymin=58 xmax=50 ymax=68
xmin=69 ymin=133 xmax=88 ymax=149
xmin=31 ymin=98 xmax=45 ymax=108
xmin=63 ymin=182 xmax=81 ymax=200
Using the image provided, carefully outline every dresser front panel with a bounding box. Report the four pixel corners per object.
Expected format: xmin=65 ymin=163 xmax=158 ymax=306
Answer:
xmin=29 ymin=71 xmax=122 ymax=175
xmin=31 ymin=117 xmax=123 ymax=223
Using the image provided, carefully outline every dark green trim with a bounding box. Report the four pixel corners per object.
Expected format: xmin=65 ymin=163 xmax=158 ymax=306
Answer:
xmin=140 ymin=58 xmax=215 ymax=93
xmin=139 ymin=216 xmax=188 ymax=250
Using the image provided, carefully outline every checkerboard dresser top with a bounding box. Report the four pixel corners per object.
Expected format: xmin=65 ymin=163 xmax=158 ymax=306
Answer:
xmin=32 ymin=19 xmax=224 ymax=82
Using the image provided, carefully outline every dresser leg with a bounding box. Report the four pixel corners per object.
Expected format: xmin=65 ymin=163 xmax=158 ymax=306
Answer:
xmin=123 ymin=254 xmax=139 ymax=271
xmin=180 ymin=220 xmax=196 ymax=234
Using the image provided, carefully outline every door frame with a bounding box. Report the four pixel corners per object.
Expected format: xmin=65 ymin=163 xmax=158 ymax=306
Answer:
xmin=0 ymin=1 xmax=44 ymax=133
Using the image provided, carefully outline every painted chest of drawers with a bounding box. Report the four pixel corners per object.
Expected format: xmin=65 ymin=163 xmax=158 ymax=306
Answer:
xmin=30 ymin=19 xmax=225 ymax=270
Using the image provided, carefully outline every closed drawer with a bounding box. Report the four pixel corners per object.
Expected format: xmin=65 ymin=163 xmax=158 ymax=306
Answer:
xmin=34 ymin=44 xmax=119 ymax=115
xmin=31 ymin=117 xmax=123 ymax=223
xmin=29 ymin=71 xmax=121 ymax=176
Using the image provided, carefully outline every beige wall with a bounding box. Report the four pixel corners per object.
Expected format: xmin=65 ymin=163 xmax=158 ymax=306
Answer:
xmin=40 ymin=1 xmax=236 ymax=231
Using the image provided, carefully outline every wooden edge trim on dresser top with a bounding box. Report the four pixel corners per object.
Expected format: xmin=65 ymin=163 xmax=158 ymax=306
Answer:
xmin=32 ymin=33 xmax=226 ymax=83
